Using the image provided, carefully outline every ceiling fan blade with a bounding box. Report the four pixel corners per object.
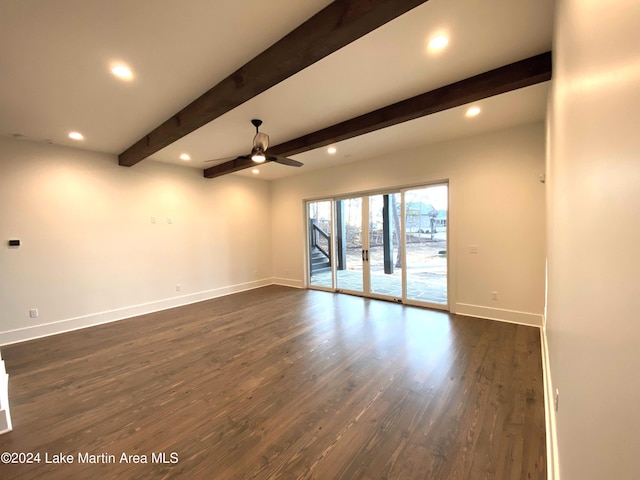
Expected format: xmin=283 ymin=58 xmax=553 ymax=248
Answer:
xmin=268 ymin=155 xmax=303 ymax=167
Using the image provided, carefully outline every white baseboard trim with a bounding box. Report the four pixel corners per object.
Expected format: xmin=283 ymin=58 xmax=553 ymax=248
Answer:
xmin=0 ymin=407 xmax=10 ymax=434
xmin=0 ymin=411 xmax=11 ymax=435
xmin=455 ymin=303 xmax=543 ymax=327
xmin=0 ymin=278 xmax=273 ymax=346
xmin=271 ymin=277 xmax=304 ymax=288
xmin=540 ymin=325 xmax=560 ymax=480
xmin=0 ymin=354 xmax=11 ymax=434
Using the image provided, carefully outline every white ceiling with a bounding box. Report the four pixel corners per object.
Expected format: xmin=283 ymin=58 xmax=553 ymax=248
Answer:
xmin=0 ymin=0 xmax=553 ymax=180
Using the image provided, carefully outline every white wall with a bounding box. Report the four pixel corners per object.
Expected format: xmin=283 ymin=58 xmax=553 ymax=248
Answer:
xmin=271 ymin=123 xmax=546 ymax=325
xmin=546 ymin=0 xmax=640 ymax=478
xmin=0 ymin=137 xmax=272 ymax=344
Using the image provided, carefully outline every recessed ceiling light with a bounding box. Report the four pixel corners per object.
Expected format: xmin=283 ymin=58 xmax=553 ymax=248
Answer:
xmin=179 ymin=153 xmax=191 ymax=161
xmin=428 ymin=34 xmax=449 ymax=52
xmin=111 ymin=64 xmax=133 ymax=80
xmin=327 ymin=146 xmax=337 ymax=155
xmin=465 ymin=106 xmax=481 ymax=117
xmin=252 ymin=169 xmax=260 ymax=174
xmin=68 ymin=131 xmax=84 ymax=140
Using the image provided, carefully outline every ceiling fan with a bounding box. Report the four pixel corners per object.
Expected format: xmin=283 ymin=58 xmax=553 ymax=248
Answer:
xmin=205 ymin=119 xmax=303 ymax=168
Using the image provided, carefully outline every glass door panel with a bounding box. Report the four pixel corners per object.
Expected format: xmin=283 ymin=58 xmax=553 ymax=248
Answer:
xmin=369 ymin=193 xmax=402 ymax=298
xmin=307 ymin=200 xmax=333 ymax=289
xmin=308 ymin=185 xmax=449 ymax=309
xmin=404 ymin=185 xmax=448 ymax=306
xmin=335 ymin=198 xmax=364 ymax=293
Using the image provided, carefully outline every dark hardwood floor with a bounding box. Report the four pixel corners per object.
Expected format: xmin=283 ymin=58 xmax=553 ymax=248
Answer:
xmin=0 ymin=286 xmax=546 ymax=479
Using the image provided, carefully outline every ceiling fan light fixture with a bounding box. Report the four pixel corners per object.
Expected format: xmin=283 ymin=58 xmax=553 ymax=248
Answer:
xmin=251 ymin=149 xmax=266 ymax=163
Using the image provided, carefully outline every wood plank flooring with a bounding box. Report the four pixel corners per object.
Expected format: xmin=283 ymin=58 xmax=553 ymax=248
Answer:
xmin=0 ymin=286 xmax=546 ymax=479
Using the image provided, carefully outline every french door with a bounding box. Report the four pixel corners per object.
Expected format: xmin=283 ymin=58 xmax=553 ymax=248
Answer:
xmin=333 ymin=194 xmax=403 ymax=299
xmin=307 ymin=183 xmax=448 ymax=309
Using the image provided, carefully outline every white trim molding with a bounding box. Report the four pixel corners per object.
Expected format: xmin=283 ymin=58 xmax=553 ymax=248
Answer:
xmin=455 ymin=303 xmax=544 ymax=327
xmin=540 ymin=325 xmax=561 ymax=480
xmin=272 ymin=277 xmax=304 ymax=289
xmin=0 ymin=279 xmax=273 ymax=346
xmin=0 ymin=352 xmax=12 ymax=434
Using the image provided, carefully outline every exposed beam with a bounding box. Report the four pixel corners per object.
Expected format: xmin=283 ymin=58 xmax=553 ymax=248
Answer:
xmin=203 ymin=51 xmax=552 ymax=179
xmin=202 ymin=157 xmax=257 ymax=178
xmin=270 ymin=52 xmax=553 ymax=156
xmin=118 ymin=0 xmax=431 ymax=167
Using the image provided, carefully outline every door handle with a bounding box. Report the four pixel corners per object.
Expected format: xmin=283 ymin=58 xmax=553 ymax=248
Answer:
xmin=362 ymin=249 xmax=365 ymax=261
xmin=365 ymin=249 xmax=369 ymax=261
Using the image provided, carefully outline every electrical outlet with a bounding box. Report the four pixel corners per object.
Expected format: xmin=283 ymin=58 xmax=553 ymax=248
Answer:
xmin=29 ymin=308 xmax=39 ymax=318
xmin=492 ymin=291 xmax=498 ymax=300
xmin=176 ymin=284 xmax=181 ymax=292
xmin=469 ymin=245 xmax=479 ymax=254
xmin=151 ymin=217 xmax=156 ymax=224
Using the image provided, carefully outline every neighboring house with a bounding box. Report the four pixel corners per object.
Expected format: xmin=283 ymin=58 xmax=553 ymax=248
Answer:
xmin=405 ymin=201 xmax=438 ymax=233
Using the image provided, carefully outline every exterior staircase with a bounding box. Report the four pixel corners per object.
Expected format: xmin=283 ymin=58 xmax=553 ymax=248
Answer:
xmin=310 ymin=247 xmax=331 ymax=273
xmin=309 ymin=218 xmax=331 ymax=274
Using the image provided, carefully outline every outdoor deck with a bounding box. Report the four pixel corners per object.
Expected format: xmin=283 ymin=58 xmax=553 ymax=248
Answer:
xmin=310 ymin=237 xmax=447 ymax=305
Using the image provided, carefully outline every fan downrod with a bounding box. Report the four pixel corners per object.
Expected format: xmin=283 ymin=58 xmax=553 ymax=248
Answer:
xmin=251 ymin=119 xmax=263 ymax=132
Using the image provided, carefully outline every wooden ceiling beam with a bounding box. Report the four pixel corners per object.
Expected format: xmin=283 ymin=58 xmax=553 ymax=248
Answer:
xmin=202 ymin=157 xmax=256 ymax=178
xmin=203 ymin=51 xmax=552 ymax=178
xmin=270 ymin=52 xmax=552 ymax=156
xmin=118 ymin=0 xmax=431 ymax=167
